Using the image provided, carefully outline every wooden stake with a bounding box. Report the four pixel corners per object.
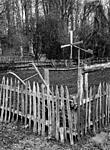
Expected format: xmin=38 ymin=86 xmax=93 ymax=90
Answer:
xmin=33 ymin=82 xmax=37 ymax=133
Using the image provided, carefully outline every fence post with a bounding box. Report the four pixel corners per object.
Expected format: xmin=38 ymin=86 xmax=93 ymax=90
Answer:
xmin=77 ymin=67 xmax=83 ymax=136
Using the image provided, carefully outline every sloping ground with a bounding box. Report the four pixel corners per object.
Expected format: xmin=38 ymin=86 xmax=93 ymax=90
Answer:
xmin=0 ymin=122 xmax=110 ymax=150
xmin=0 ymin=122 xmax=71 ymax=150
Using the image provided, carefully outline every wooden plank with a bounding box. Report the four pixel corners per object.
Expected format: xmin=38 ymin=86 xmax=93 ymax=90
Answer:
xmin=12 ymin=78 xmax=17 ymax=122
xmin=25 ymin=82 xmax=28 ymax=126
xmin=99 ymin=83 xmax=102 ymax=131
xmin=41 ymin=84 xmax=45 ymax=136
xmin=47 ymin=84 xmax=52 ymax=138
xmin=77 ymin=67 xmax=83 ymax=136
xmin=33 ymin=82 xmax=37 ymax=132
xmin=88 ymin=87 xmax=92 ymax=129
xmin=55 ymin=85 xmax=60 ymax=141
xmin=16 ymin=80 xmax=20 ymax=122
xmin=105 ymin=83 xmax=108 ymax=126
xmin=0 ymin=77 xmax=4 ymax=106
xmin=51 ymin=86 xmax=55 ymax=137
xmin=93 ymin=85 xmax=96 ymax=134
xmin=65 ymin=86 xmax=74 ymax=145
xmin=96 ymin=84 xmax=100 ymax=131
xmin=1 ymin=77 xmax=5 ymax=121
xmin=28 ymin=81 xmax=32 ymax=129
xmin=108 ymin=84 xmax=110 ymax=124
xmin=8 ymin=78 xmax=12 ymax=122
xmin=21 ymin=84 xmax=24 ymax=123
xmin=4 ymin=78 xmax=9 ymax=122
xmin=102 ymin=82 xmax=105 ymax=128
xmin=84 ymin=73 xmax=88 ymax=134
xmin=37 ymin=83 xmax=41 ymax=134
xmin=60 ymin=85 xmax=66 ymax=142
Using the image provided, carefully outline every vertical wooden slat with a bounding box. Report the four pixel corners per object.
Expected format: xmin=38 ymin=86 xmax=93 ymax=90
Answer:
xmin=102 ymin=82 xmax=105 ymax=127
xmin=16 ymin=80 xmax=20 ymax=122
xmin=51 ymin=86 xmax=55 ymax=137
xmin=77 ymin=67 xmax=83 ymax=136
xmin=55 ymin=85 xmax=60 ymax=141
xmin=88 ymin=87 xmax=92 ymax=129
xmin=12 ymin=78 xmax=17 ymax=122
xmin=41 ymin=84 xmax=45 ymax=136
xmin=4 ymin=78 xmax=9 ymax=122
xmin=47 ymin=84 xmax=52 ymax=138
xmin=33 ymin=82 xmax=37 ymax=133
xmin=0 ymin=76 xmax=4 ymax=106
xmin=93 ymin=85 xmax=96 ymax=134
xmin=96 ymin=84 xmax=100 ymax=131
xmin=37 ymin=83 xmax=41 ymax=134
xmin=99 ymin=83 xmax=102 ymax=131
xmin=25 ymin=82 xmax=28 ymax=126
xmin=28 ymin=81 xmax=32 ymax=129
xmin=8 ymin=78 xmax=12 ymax=122
xmin=85 ymin=73 xmax=88 ymax=133
xmin=65 ymin=86 xmax=74 ymax=145
xmin=21 ymin=84 xmax=24 ymax=123
xmin=60 ymin=85 xmax=66 ymax=142
xmin=1 ymin=77 xmax=5 ymax=121
xmin=105 ymin=83 xmax=108 ymax=126
xmin=108 ymin=84 xmax=110 ymax=124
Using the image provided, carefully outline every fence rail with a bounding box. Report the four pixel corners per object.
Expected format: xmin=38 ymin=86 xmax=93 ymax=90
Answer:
xmin=0 ymin=76 xmax=110 ymax=145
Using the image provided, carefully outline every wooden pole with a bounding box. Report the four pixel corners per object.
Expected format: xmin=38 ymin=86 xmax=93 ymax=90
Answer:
xmin=77 ymin=48 xmax=83 ymax=136
xmin=70 ymin=30 xmax=73 ymax=60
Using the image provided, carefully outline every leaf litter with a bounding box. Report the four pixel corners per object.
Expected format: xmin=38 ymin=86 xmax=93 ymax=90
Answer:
xmin=0 ymin=122 xmax=110 ymax=150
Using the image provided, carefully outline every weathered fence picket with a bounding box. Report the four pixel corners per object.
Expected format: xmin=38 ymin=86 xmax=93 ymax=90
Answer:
xmin=33 ymin=82 xmax=37 ymax=133
xmin=1 ymin=77 xmax=5 ymax=121
xmin=8 ymin=78 xmax=12 ymax=122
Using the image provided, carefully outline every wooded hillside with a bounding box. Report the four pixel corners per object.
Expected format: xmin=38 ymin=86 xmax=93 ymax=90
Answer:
xmin=0 ymin=0 xmax=110 ymax=60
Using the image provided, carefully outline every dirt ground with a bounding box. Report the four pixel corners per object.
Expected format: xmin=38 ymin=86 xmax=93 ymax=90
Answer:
xmin=0 ymin=122 xmax=110 ymax=150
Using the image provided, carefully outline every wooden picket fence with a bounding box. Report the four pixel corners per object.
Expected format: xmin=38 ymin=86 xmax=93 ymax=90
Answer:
xmin=0 ymin=76 xmax=110 ymax=145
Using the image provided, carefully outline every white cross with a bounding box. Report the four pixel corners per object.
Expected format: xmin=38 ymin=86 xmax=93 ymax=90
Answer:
xmin=61 ymin=30 xmax=93 ymax=60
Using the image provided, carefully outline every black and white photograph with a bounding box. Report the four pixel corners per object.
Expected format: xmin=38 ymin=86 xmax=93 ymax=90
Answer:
xmin=0 ymin=0 xmax=110 ymax=149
